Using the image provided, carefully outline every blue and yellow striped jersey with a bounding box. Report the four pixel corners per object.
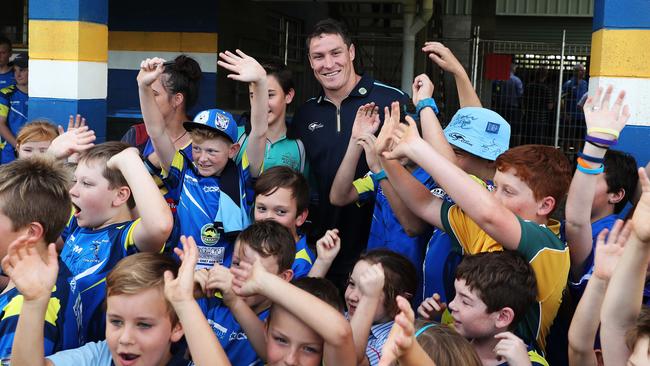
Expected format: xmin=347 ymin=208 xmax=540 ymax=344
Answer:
xmin=59 ymin=216 xmax=140 ymax=343
xmin=162 ymin=150 xmax=254 ymax=270
xmin=0 ymin=259 xmax=81 ymax=356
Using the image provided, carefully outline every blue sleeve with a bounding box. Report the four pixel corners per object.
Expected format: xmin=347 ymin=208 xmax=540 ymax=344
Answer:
xmin=47 ymin=341 xmax=112 ymax=366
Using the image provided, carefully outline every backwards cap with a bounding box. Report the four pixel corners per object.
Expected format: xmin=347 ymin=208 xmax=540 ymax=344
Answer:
xmin=444 ymin=107 xmax=511 ymax=161
xmin=183 ymin=109 xmax=238 ymax=143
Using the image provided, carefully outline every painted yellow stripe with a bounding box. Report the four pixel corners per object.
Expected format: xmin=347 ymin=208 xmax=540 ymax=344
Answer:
xmin=29 ymin=20 xmax=108 ymax=62
xmin=590 ymin=29 xmax=650 ymax=78
xmin=109 ymin=31 xmax=218 ymax=53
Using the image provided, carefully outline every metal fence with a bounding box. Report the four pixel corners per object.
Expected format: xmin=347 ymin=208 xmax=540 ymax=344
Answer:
xmin=469 ymin=30 xmax=591 ymax=156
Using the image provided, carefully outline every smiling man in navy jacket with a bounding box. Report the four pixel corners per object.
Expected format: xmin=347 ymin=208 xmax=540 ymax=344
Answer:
xmin=289 ymin=18 xmax=410 ymax=290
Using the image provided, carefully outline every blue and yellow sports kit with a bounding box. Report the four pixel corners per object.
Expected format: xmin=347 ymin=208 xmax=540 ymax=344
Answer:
xmin=163 ymin=150 xmax=254 ymax=269
xmin=60 ymin=216 xmax=141 ymax=342
xmin=0 ymin=85 xmax=28 ymax=163
xmin=0 ymin=260 xmax=81 ymax=357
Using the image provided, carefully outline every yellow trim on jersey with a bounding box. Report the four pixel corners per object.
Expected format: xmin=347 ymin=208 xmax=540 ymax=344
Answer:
xmin=529 ymin=350 xmax=549 ymax=366
xmin=295 ymin=248 xmax=313 ymax=265
xmin=122 ymin=218 xmax=142 ymax=250
xmin=29 ymin=20 xmax=108 ymax=62
xmin=2 ymin=292 xmax=61 ymax=326
xmin=81 ymin=278 xmax=106 ymax=294
xmin=0 ymin=104 xmax=8 ymax=118
xmin=162 ymin=150 xmax=186 ymax=178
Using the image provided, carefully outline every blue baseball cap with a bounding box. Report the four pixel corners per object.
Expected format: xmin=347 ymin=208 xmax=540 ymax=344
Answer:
xmin=184 ymin=109 xmax=238 ymax=143
xmin=443 ymin=107 xmax=511 ymax=161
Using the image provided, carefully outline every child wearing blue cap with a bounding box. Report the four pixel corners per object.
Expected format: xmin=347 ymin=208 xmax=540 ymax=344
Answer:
xmin=137 ymin=56 xmax=267 ymax=269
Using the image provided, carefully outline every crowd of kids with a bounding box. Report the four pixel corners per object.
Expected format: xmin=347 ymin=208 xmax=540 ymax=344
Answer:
xmin=1 ymin=17 xmax=650 ymax=366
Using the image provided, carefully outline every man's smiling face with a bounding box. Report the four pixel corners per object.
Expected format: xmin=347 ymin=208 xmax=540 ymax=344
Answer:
xmin=307 ymin=33 xmax=356 ymax=94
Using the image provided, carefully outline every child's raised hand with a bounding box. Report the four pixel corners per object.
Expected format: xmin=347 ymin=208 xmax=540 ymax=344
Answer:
xmin=59 ymin=114 xmax=86 ymax=134
xmin=382 ymin=115 xmax=422 ymax=161
xmin=316 ymin=229 xmax=341 ymax=264
xmin=106 ymin=146 xmax=141 ymax=169
xmin=375 ymin=102 xmax=401 ymax=156
xmin=164 ymin=235 xmax=199 ymax=305
xmin=359 ymin=263 xmax=385 ymax=299
xmin=230 ymin=257 xmax=268 ymax=297
xmin=583 ymin=85 xmax=630 ymax=135
xmin=48 ymin=125 xmax=96 ymax=159
xmin=357 ymin=133 xmax=381 ymax=173
xmin=633 ymin=167 xmax=650 ymax=243
xmin=193 ymin=268 xmax=210 ymax=297
xmin=217 ymin=49 xmax=266 ymax=84
xmin=206 ymin=263 xmax=237 ymax=303
xmin=593 ymin=219 xmax=630 ymax=281
xmin=417 ymin=293 xmax=447 ymax=320
xmin=1 ymin=236 xmax=58 ymax=303
xmin=411 ymin=74 xmax=434 ymax=106
xmin=378 ymin=295 xmax=415 ymax=366
xmin=422 ymin=42 xmax=464 ymax=76
xmin=493 ymin=332 xmax=532 ymax=366
xmin=351 ymin=103 xmax=380 ymax=141
xmin=137 ymin=57 xmax=166 ymax=87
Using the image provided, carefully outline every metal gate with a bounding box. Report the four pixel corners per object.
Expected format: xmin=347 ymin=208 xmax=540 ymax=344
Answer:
xmin=469 ymin=30 xmax=591 ymax=155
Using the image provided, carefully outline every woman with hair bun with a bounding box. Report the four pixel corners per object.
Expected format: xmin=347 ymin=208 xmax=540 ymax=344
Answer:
xmin=122 ymin=54 xmax=202 ymax=166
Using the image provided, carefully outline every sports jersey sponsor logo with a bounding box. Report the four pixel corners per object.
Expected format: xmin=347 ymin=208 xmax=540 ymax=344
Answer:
xmin=201 ymin=223 xmax=220 ymax=245
xmin=72 ymin=245 xmax=83 ymax=254
xmin=73 ymin=294 xmax=85 ymax=344
xmin=229 ymin=331 xmax=248 ymax=341
xmin=308 ymin=122 xmax=324 ymax=132
xmin=208 ymin=319 xmax=228 ymax=339
xmin=203 ymin=186 xmax=220 ymax=193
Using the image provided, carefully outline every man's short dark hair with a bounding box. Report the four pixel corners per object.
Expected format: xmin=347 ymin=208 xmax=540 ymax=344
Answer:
xmin=455 ymin=251 xmax=537 ymax=328
xmin=604 ymin=149 xmax=638 ymax=213
xmin=306 ymin=18 xmax=352 ymax=50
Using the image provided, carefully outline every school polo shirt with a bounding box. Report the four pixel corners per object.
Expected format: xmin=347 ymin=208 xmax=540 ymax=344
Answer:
xmin=365 ymin=321 xmax=393 ymax=366
xmin=162 ymin=150 xmax=254 ymax=270
xmin=60 ymin=217 xmax=141 ymax=343
xmin=236 ymin=132 xmax=308 ymax=174
xmin=352 ymin=167 xmax=434 ymax=269
xmin=198 ymin=297 xmax=268 ymax=366
xmin=0 ymin=260 xmax=81 ymax=356
xmin=440 ymin=201 xmax=570 ymax=352
xmin=293 ymin=235 xmax=316 ymax=279
xmin=289 ymin=74 xmax=410 ymax=278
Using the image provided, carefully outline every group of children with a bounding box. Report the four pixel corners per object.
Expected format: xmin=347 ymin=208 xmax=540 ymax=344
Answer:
xmin=0 ymin=21 xmax=649 ymax=366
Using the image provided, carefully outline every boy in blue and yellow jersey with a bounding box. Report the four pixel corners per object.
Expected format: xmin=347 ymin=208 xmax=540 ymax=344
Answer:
xmin=450 ymin=251 xmax=549 ymax=366
xmin=0 ymin=52 xmax=28 ymax=164
xmin=138 ymin=56 xmax=267 ymax=269
xmin=0 ymin=157 xmax=81 ymax=356
xmin=253 ymin=166 xmax=315 ymax=278
xmin=60 ymin=142 xmax=173 ymax=342
xmin=194 ymin=220 xmax=295 ymax=366
xmin=382 ymin=114 xmax=572 ymax=353
xmin=0 ymin=37 xmax=14 ymax=89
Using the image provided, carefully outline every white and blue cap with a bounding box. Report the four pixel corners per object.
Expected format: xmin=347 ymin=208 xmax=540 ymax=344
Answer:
xmin=184 ymin=109 xmax=238 ymax=143
xmin=443 ymin=107 xmax=511 ymax=161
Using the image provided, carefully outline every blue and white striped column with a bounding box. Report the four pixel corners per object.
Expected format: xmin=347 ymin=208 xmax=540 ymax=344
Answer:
xmin=590 ymin=0 xmax=650 ymax=166
xmin=28 ymin=0 xmax=108 ymax=141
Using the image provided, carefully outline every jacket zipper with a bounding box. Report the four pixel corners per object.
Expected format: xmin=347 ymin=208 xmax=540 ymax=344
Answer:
xmin=336 ymin=107 xmax=341 ymax=133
